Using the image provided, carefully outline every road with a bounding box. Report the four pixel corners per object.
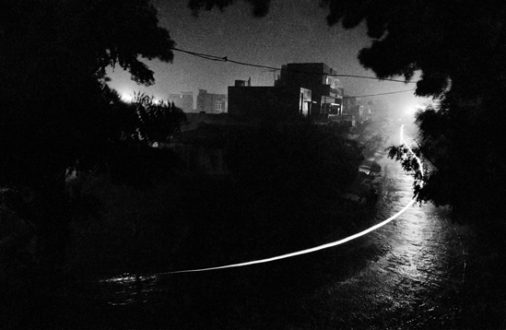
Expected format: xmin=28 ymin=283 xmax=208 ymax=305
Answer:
xmin=293 ymin=155 xmax=467 ymax=329
xmin=90 ymin=124 xmax=467 ymax=329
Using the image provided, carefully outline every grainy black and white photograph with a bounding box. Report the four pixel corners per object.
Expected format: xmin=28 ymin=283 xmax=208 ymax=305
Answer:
xmin=1 ymin=0 xmax=505 ymax=329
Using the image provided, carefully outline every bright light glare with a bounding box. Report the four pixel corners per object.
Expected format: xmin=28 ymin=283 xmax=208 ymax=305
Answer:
xmin=120 ymin=92 xmax=133 ymax=103
xmin=404 ymin=104 xmax=423 ymax=117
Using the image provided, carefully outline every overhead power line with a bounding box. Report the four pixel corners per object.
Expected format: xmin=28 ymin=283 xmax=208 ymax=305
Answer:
xmin=171 ymin=47 xmax=417 ymax=84
xmin=348 ymin=89 xmax=417 ymax=98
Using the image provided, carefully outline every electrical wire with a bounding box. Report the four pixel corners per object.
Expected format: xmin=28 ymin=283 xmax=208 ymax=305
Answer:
xmin=170 ymin=47 xmax=417 ymax=84
xmin=348 ymin=89 xmax=417 ymax=98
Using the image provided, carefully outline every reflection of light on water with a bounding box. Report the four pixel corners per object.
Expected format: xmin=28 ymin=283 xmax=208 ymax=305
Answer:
xmin=100 ymin=273 xmax=156 ymax=284
xmin=99 ymin=125 xmax=424 ymax=277
xmin=388 ymin=127 xmax=432 ymax=281
xmin=100 ymin=126 xmax=427 ymax=281
xmin=99 ymin=273 xmax=158 ymax=306
xmin=394 ymin=210 xmax=426 ymax=280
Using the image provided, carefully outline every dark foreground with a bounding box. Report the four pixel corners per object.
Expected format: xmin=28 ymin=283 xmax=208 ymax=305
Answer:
xmin=2 ymin=159 xmax=506 ymax=329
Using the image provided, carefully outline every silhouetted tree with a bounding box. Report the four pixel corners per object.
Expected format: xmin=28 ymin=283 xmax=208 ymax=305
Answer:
xmin=318 ymin=0 xmax=506 ymax=222
xmin=0 ymin=0 xmax=175 ymax=267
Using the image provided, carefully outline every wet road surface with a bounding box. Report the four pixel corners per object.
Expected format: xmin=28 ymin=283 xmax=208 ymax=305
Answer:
xmin=296 ymin=157 xmax=467 ymax=329
xmin=94 ymin=155 xmax=467 ymax=329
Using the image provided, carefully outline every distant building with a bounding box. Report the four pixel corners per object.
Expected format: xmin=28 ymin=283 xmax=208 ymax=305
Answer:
xmin=197 ymin=89 xmax=227 ymax=114
xmin=228 ymin=79 xmax=312 ymax=119
xmin=275 ymin=63 xmax=344 ymax=118
xmin=343 ymin=95 xmax=362 ymax=120
xmin=342 ymin=96 xmax=375 ymax=123
xmin=343 ymin=95 xmax=357 ymax=112
xmin=167 ymin=92 xmax=194 ymax=112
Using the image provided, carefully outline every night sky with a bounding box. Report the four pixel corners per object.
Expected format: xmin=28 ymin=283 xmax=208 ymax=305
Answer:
xmin=107 ymin=0 xmax=429 ymax=116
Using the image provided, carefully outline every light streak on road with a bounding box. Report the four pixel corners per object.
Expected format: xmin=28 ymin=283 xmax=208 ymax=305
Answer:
xmin=165 ymin=199 xmax=417 ymax=274
xmin=162 ymin=125 xmax=423 ymax=275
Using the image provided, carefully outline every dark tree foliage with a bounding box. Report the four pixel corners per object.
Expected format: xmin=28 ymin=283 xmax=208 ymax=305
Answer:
xmin=319 ymin=0 xmax=506 ymax=222
xmin=132 ymin=93 xmax=187 ymax=143
xmin=0 ymin=0 xmax=176 ymax=265
xmin=194 ymin=0 xmax=506 ymax=222
xmin=0 ymin=0 xmax=175 ymax=184
xmin=106 ymin=93 xmax=186 ymax=188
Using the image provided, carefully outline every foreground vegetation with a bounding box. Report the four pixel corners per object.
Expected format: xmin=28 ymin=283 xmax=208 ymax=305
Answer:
xmin=70 ymin=121 xmax=371 ymax=276
xmin=1 ymin=119 xmax=385 ymax=328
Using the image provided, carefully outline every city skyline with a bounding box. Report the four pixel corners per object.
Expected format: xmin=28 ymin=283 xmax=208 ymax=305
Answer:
xmin=106 ymin=0 xmax=429 ymax=116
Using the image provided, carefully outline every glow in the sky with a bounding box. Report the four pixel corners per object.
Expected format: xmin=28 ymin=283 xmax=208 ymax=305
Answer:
xmin=120 ymin=91 xmax=133 ymax=103
xmin=106 ymin=1 xmax=430 ymax=111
